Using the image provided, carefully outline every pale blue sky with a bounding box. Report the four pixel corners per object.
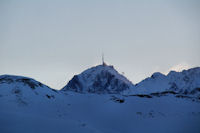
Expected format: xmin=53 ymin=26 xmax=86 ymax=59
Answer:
xmin=0 ymin=0 xmax=200 ymax=89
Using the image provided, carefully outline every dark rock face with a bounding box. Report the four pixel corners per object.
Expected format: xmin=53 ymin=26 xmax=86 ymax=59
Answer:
xmin=130 ymin=94 xmax=152 ymax=98
xmin=0 ymin=77 xmax=14 ymax=84
xmin=89 ymin=71 xmax=130 ymax=93
xmin=0 ymin=75 xmax=46 ymax=90
xmin=66 ymin=75 xmax=83 ymax=92
xmin=16 ymin=78 xmax=38 ymax=89
xmin=62 ymin=65 xmax=133 ymax=94
xmin=169 ymin=82 xmax=178 ymax=91
xmin=191 ymin=88 xmax=200 ymax=94
xmin=110 ymin=96 xmax=125 ymax=103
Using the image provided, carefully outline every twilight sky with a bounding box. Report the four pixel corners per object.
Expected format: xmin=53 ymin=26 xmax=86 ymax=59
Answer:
xmin=0 ymin=0 xmax=200 ymax=90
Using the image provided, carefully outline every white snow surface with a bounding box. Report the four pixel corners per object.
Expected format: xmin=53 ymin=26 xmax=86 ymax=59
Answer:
xmin=1 ymin=87 xmax=200 ymax=133
xmin=0 ymin=66 xmax=200 ymax=133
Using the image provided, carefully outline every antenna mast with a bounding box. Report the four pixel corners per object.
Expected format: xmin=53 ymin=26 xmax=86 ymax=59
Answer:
xmin=102 ymin=53 xmax=104 ymax=64
xmin=102 ymin=53 xmax=106 ymax=66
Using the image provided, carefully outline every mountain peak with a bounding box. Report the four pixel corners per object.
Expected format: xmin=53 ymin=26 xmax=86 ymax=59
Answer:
xmin=151 ymin=72 xmax=166 ymax=79
xmin=135 ymin=67 xmax=200 ymax=94
xmin=0 ymin=75 xmax=59 ymax=104
xmin=0 ymin=75 xmax=57 ymax=92
xmin=62 ymin=64 xmax=134 ymax=94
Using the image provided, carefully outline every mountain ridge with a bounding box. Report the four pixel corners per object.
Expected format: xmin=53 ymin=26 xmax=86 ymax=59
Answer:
xmin=135 ymin=67 xmax=200 ymax=95
xmin=0 ymin=66 xmax=200 ymax=96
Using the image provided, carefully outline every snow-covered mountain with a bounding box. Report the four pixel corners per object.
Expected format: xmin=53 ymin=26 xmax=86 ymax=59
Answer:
xmin=0 ymin=75 xmax=60 ymax=105
xmin=0 ymin=67 xmax=200 ymax=133
xmin=135 ymin=67 xmax=200 ymax=96
xmin=62 ymin=64 xmax=134 ymax=94
xmin=62 ymin=65 xmax=200 ymax=97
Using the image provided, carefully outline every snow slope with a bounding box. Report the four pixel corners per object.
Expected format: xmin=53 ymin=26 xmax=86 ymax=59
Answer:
xmin=0 ymin=91 xmax=200 ymax=133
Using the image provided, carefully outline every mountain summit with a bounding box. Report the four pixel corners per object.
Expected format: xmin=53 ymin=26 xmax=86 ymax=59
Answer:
xmin=61 ymin=64 xmax=134 ymax=94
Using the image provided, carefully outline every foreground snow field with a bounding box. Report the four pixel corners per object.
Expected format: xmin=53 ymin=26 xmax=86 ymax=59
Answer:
xmin=1 ymin=91 xmax=200 ymax=133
